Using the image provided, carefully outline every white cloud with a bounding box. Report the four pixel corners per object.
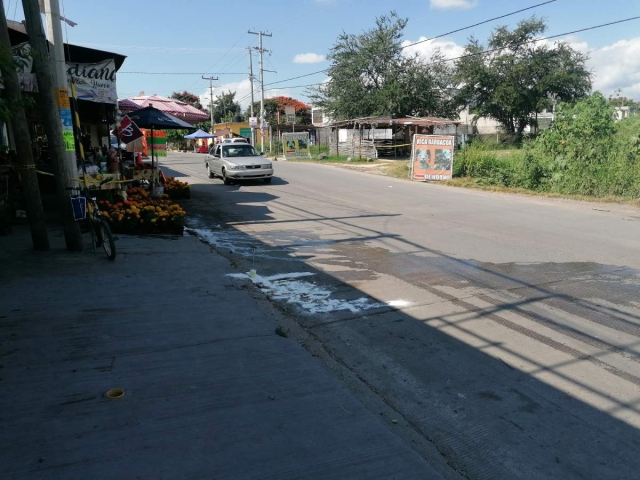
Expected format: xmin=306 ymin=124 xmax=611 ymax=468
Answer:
xmin=200 ymin=78 xmax=293 ymax=111
xmin=540 ymin=35 xmax=640 ymax=98
xmin=401 ymin=38 xmax=465 ymax=61
xmin=293 ymin=53 xmax=326 ymax=64
xmin=430 ymin=0 xmax=477 ymax=10
xmin=586 ymin=37 xmax=640 ymax=97
xmin=402 ymin=34 xmax=640 ymax=99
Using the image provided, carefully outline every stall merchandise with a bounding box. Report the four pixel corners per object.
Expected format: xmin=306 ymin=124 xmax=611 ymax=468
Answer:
xmin=99 ymin=187 xmax=186 ymax=235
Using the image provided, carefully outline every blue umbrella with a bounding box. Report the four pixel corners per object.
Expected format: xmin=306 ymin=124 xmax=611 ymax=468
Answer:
xmin=184 ymin=129 xmax=217 ymax=139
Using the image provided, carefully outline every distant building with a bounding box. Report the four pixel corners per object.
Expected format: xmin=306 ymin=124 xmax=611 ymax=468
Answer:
xmin=310 ymin=105 xmax=333 ymax=127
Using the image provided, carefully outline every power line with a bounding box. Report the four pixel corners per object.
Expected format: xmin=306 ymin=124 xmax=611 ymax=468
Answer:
xmin=76 ymin=43 xmax=246 ymax=53
xmin=258 ymin=14 xmax=640 ymax=92
xmin=119 ymin=71 xmax=247 ymax=75
xmin=444 ymin=15 xmax=640 ymax=63
xmin=261 ymin=0 xmax=560 ymax=89
xmin=184 ymin=31 xmax=252 ymax=92
xmin=402 ymin=0 xmax=558 ymax=49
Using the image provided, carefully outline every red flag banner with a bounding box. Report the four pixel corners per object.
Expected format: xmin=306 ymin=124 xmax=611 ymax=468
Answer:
xmin=118 ymin=116 xmax=144 ymax=144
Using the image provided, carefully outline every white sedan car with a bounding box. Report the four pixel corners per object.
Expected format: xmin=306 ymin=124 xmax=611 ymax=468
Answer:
xmin=205 ymin=143 xmax=274 ymax=185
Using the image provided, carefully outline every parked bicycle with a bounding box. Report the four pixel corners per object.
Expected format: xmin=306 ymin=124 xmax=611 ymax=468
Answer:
xmin=67 ymin=177 xmax=116 ymax=261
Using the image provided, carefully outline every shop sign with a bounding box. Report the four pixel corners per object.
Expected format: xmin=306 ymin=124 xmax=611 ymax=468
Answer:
xmin=11 ymin=42 xmax=118 ymax=105
xmin=282 ymin=132 xmax=311 ymax=159
xmin=410 ymin=134 xmax=455 ymax=181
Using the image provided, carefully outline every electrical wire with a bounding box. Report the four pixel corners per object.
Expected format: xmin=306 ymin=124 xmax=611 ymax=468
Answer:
xmin=184 ymin=31 xmax=253 ymax=92
xmin=119 ymin=72 xmax=247 ymax=75
xmin=402 ymin=0 xmax=558 ymax=49
xmin=261 ymin=0 xmax=561 ymax=88
xmin=258 ymin=14 xmax=640 ymax=91
xmin=73 ymin=43 xmax=247 ymax=53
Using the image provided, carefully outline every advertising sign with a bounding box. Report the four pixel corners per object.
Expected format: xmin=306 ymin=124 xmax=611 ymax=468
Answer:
xmin=144 ymin=129 xmax=167 ymax=157
xmin=11 ymin=42 xmax=118 ymax=104
xmin=410 ymin=134 xmax=455 ymax=181
xmin=56 ymin=88 xmax=75 ymax=152
xmin=249 ymin=117 xmax=258 ymax=128
xmin=282 ymin=132 xmax=311 ymax=159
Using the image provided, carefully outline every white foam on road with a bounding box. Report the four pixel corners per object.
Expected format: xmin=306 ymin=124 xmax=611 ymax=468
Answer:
xmin=387 ymin=299 xmax=412 ymax=308
xmin=226 ymin=271 xmax=383 ymax=314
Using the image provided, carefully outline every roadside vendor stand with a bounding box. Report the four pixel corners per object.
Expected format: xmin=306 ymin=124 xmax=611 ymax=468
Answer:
xmin=126 ymin=105 xmax=194 ymax=193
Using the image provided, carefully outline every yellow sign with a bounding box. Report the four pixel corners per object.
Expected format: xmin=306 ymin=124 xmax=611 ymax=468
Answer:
xmin=62 ymin=131 xmax=75 ymax=152
xmin=282 ymin=132 xmax=311 ymax=159
xmin=56 ymin=88 xmax=70 ymax=109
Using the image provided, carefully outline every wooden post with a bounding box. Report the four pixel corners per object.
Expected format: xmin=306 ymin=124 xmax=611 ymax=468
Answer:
xmin=0 ymin=1 xmax=49 ymax=250
xmin=22 ymin=0 xmax=83 ymax=251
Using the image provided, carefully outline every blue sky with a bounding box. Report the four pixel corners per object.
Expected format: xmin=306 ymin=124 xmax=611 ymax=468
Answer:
xmin=8 ymin=0 xmax=640 ymax=106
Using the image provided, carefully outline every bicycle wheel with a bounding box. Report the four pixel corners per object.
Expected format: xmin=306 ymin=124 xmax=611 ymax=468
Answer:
xmin=97 ymin=219 xmax=116 ymax=260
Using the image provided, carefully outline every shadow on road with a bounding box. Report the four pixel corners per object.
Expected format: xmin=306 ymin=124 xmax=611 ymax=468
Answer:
xmin=182 ymin=174 xmax=640 ymax=480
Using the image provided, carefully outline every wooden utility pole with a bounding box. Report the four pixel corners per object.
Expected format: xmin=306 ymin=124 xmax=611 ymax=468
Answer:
xmin=0 ymin=1 xmax=50 ymax=250
xmin=22 ymin=0 xmax=83 ymax=251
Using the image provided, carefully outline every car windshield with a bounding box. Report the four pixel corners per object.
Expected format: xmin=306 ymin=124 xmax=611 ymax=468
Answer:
xmin=223 ymin=145 xmax=259 ymax=157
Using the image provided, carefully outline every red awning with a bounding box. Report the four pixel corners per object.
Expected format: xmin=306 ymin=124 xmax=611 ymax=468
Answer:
xmin=118 ymin=95 xmax=209 ymax=125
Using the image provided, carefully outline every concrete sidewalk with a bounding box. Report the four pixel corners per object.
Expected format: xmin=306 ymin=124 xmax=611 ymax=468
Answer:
xmin=0 ymin=226 xmax=441 ymax=480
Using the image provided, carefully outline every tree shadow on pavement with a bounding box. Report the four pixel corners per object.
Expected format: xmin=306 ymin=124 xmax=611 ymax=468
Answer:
xmin=181 ymin=178 xmax=640 ymax=480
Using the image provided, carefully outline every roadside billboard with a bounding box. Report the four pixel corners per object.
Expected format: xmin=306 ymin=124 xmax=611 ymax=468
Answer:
xmin=410 ymin=134 xmax=454 ymax=181
xmin=282 ymin=132 xmax=311 ymax=159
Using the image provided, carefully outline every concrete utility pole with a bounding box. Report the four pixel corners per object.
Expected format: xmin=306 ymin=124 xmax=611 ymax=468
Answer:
xmin=248 ymin=29 xmax=272 ymax=153
xmin=43 ymin=0 xmax=77 ymax=185
xmin=202 ymin=76 xmax=218 ymax=133
xmin=248 ymin=47 xmax=256 ymax=146
xmin=22 ymin=0 xmax=83 ymax=251
xmin=0 ymin=1 xmax=49 ymax=250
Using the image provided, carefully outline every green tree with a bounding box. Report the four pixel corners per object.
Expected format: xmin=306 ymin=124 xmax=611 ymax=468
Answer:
xmin=210 ymin=90 xmax=242 ymax=123
xmin=246 ymin=96 xmax=312 ymax=126
xmin=166 ymin=91 xmax=207 ymax=148
xmin=454 ymin=17 xmax=591 ymax=136
xmin=309 ymin=11 xmax=456 ymax=121
xmin=170 ymin=90 xmax=204 ymax=110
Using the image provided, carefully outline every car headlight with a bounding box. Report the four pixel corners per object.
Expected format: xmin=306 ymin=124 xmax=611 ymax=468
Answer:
xmin=228 ymin=165 xmax=245 ymax=170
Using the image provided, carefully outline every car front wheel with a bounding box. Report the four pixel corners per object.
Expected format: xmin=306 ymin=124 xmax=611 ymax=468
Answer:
xmin=207 ymin=164 xmax=214 ymax=179
xmin=222 ymin=168 xmax=233 ymax=185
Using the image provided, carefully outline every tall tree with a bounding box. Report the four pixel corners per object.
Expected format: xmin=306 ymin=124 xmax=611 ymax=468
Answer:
xmin=309 ymin=11 xmax=456 ymax=121
xmin=247 ymin=96 xmax=312 ymax=126
xmin=170 ymin=90 xmax=204 ymax=110
xmin=211 ymin=90 xmax=241 ymax=123
xmin=0 ymin=4 xmax=49 ymax=250
xmin=454 ymin=17 xmax=591 ymax=136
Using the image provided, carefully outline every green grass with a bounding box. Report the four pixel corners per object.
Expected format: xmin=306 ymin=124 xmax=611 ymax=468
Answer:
xmin=381 ymin=161 xmax=411 ymax=179
xmin=443 ymin=177 xmax=640 ymax=207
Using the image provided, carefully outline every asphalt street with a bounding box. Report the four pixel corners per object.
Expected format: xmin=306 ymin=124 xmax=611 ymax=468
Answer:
xmin=163 ymin=152 xmax=640 ymax=480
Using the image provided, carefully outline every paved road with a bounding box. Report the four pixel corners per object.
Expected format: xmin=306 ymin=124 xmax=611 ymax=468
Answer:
xmin=164 ymin=152 xmax=640 ymax=480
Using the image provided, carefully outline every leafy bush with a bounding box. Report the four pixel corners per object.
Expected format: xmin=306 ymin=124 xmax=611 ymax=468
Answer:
xmin=454 ymin=93 xmax=640 ymax=198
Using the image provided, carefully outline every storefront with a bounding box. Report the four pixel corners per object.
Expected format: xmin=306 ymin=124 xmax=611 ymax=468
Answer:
xmin=5 ymin=24 xmax=127 ymax=193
